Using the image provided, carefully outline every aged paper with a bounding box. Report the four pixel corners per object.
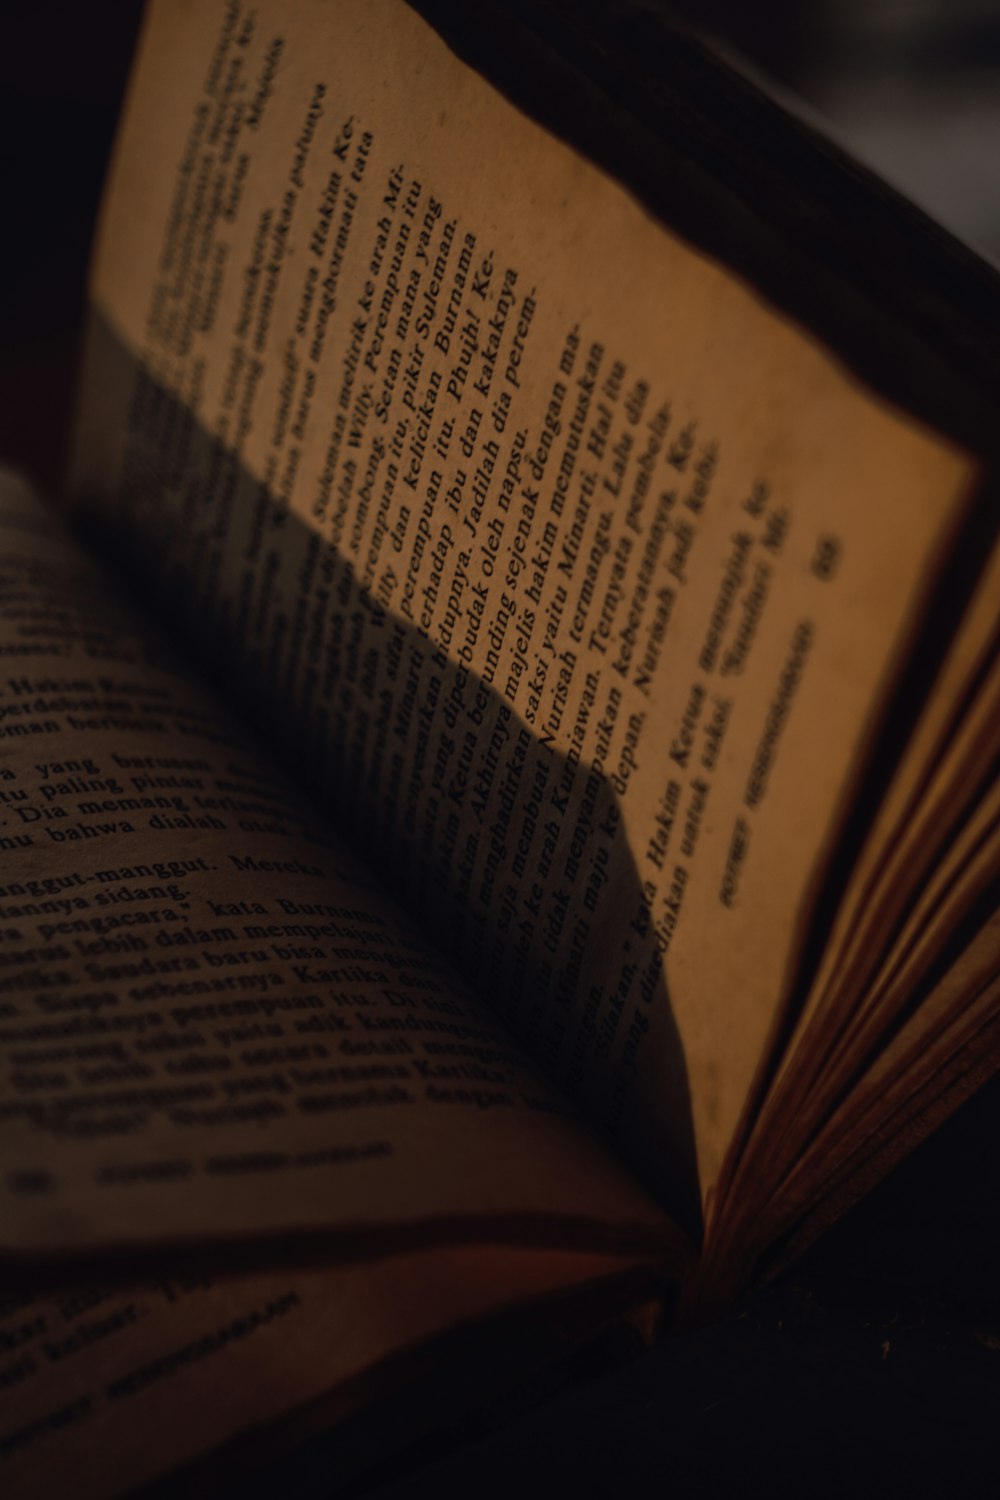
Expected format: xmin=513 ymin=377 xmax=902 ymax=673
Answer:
xmin=775 ymin=532 xmax=1000 ymax=1074
xmin=0 ymin=1242 xmax=645 ymax=1499
xmin=722 ymin=541 xmax=1000 ymax=1230
xmin=74 ymin=0 xmax=977 ymax=1215
xmin=763 ymin=912 xmax=1000 ymax=1257
xmin=0 ymin=474 xmax=672 ymax=1260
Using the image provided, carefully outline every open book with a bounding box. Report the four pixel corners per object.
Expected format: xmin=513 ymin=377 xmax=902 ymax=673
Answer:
xmin=3 ymin=0 xmax=1000 ymax=1492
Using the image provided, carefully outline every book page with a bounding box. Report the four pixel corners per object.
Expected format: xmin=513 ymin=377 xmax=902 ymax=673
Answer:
xmin=0 ymin=473 xmax=674 ymax=1263
xmin=0 ymin=1243 xmax=646 ymax=1499
xmin=716 ymin=548 xmax=1000 ymax=1244
xmin=74 ymin=0 xmax=977 ymax=1217
xmin=721 ymin=782 xmax=1000 ymax=1243
xmin=794 ymin=534 xmax=1000 ymax=1046
xmin=777 ymin=909 xmax=1000 ymax=1238
xmin=752 ymin=915 xmax=1000 ymax=1280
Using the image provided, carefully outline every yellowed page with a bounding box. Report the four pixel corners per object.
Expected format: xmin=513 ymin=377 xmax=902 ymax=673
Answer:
xmin=722 ymin=599 xmax=1000 ymax=1228
xmin=0 ymin=473 xmax=674 ymax=1261
xmin=794 ymin=535 xmax=1000 ymax=1040
xmin=73 ymin=0 xmax=977 ymax=1217
xmin=815 ymin=782 xmax=1000 ymax=1073
xmin=734 ymin=779 xmax=1000 ymax=1210
xmin=697 ymin=911 xmax=1000 ymax=1293
xmin=752 ymin=536 xmax=1000 ymax=1121
xmin=0 ymin=1242 xmax=646 ymax=1499
xmin=755 ymin=914 xmax=1000 ymax=1272
xmin=778 ymin=913 xmax=1000 ymax=1230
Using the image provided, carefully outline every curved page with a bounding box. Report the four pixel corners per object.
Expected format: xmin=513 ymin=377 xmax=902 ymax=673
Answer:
xmin=0 ymin=475 xmax=671 ymax=1262
xmin=74 ymin=0 xmax=976 ymax=1216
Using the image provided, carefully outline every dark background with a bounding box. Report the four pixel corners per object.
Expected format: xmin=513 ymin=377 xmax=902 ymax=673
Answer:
xmin=1 ymin=3 xmax=998 ymax=1494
